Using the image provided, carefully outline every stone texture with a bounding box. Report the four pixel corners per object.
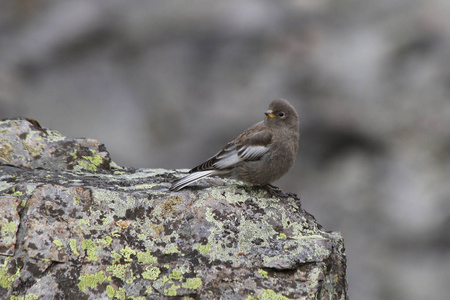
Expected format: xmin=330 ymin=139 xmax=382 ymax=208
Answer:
xmin=0 ymin=118 xmax=347 ymax=299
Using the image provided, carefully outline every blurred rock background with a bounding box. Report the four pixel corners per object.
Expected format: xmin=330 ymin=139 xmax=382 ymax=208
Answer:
xmin=1 ymin=1 xmax=450 ymax=299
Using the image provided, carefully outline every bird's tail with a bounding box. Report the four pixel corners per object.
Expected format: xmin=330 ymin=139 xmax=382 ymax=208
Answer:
xmin=169 ymin=170 xmax=215 ymax=191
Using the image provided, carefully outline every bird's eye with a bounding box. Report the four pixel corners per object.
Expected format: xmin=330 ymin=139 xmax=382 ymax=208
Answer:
xmin=278 ymin=112 xmax=285 ymax=117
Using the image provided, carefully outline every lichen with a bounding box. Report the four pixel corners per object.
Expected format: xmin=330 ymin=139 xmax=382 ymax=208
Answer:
xmin=115 ymin=287 xmax=126 ymax=300
xmin=77 ymin=270 xmax=107 ymax=292
xmin=73 ymin=195 xmax=80 ymax=205
xmin=165 ymin=283 xmax=180 ymax=296
xmin=120 ymin=246 xmax=136 ymax=262
xmin=0 ymin=258 xmax=20 ymax=289
xmin=98 ymin=235 xmax=113 ymax=247
xmin=164 ymin=244 xmax=180 ymax=254
xmin=258 ymin=269 xmax=269 ymax=279
xmin=142 ymin=266 xmax=160 ymax=281
xmin=10 ymin=294 xmax=39 ymax=300
xmin=52 ymin=239 xmax=64 ymax=250
xmin=259 ymin=289 xmax=292 ymax=300
xmin=106 ymin=263 xmax=130 ymax=282
xmin=78 ymin=155 xmax=103 ymax=172
xmin=197 ymin=243 xmax=211 ymax=255
xmin=277 ymin=233 xmax=287 ymax=240
xmin=182 ymin=277 xmax=202 ymax=290
xmin=137 ymin=250 xmax=158 ymax=264
xmin=168 ymin=269 xmax=183 ymax=280
xmin=2 ymin=221 xmax=16 ymax=233
xmin=81 ymin=239 xmax=98 ymax=261
xmin=106 ymin=285 xmax=115 ymax=298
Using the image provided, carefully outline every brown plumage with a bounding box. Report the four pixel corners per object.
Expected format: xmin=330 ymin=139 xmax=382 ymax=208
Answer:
xmin=170 ymin=98 xmax=299 ymax=191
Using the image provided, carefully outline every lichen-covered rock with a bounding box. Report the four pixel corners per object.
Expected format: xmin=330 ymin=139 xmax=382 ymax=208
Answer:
xmin=0 ymin=118 xmax=347 ymax=299
xmin=0 ymin=118 xmax=117 ymax=173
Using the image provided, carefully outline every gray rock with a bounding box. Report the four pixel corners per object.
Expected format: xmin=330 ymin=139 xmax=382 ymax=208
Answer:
xmin=0 ymin=118 xmax=347 ymax=299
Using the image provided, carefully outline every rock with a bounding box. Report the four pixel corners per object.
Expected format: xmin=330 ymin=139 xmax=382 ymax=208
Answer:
xmin=0 ymin=118 xmax=347 ymax=299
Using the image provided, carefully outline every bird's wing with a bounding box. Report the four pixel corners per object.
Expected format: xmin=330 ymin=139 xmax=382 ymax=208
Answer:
xmin=190 ymin=126 xmax=272 ymax=172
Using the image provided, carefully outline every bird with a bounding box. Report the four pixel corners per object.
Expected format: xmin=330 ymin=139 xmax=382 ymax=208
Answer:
xmin=170 ymin=98 xmax=299 ymax=191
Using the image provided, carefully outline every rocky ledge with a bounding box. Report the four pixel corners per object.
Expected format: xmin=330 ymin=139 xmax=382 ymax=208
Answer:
xmin=0 ymin=118 xmax=347 ymax=299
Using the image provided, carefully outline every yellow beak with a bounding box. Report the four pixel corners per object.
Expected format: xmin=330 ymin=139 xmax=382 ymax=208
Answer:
xmin=265 ymin=110 xmax=275 ymax=119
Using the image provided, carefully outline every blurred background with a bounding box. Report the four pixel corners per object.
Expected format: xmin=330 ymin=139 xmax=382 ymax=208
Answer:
xmin=1 ymin=0 xmax=450 ymax=299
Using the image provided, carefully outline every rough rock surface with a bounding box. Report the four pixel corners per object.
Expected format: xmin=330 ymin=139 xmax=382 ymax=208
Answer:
xmin=0 ymin=118 xmax=347 ymax=299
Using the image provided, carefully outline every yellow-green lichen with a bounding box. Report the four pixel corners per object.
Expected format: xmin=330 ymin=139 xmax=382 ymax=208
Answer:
xmin=145 ymin=286 xmax=153 ymax=294
xmin=78 ymin=219 xmax=90 ymax=227
xmin=98 ymin=235 xmax=113 ymax=247
xmin=259 ymin=289 xmax=292 ymax=300
xmin=52 ymin=239 xmax=64 ymax=250
xmin=277 ymin=233 xmax=287 ymax=240
xmin=78 ymin=271 xmax=106 ymax=292
xmin=120 ymin=246 xmax=136 ymax=262
xmin=111 ymin=251 xmax=122 ymax=264
xmin=115 ymin=287 xmax=126 ymax=300
xmin=126 ymin=269 xmax=136 ymax=284
xmin=70 ymin=149 xmax=77 ymax=159
xmin=81 ymin=239 xmax=98 ymax=261
xmin=161 ymin=275 xmax=169 ymax=285
xmin=258 ymin=269 xmax=269 ymax=278
xmin=78 ymin=155 xmax=103 ymax=172
xmin=106 ymin=285 xmax=115 ymax=298
xmin=164 ymin=244 xmax=180 ymax=254
xmin=106 ymin=263 xmax=130 ymax=282
xmin=142 ymin=266 xmax=160 ymax=281
xmin=2 ymin=221 xmax=16 ymax=233
xmin=0 ymin=258 xmax=20 ymax=289
xmin=197 ymin=243 xmax=211 ymax=255
xmin=12 ymin=190 xmax=23 ymax=197
xmin=182 ymin=277 xmax=202 ymax=290
xmin=73 ymin=196 xmax=80 ymax=205
xmin=168 ymin=269 xmax=183 ymax=280
xmin=137 ymin=250 xmax=158 ymax=264
xmin=10 ymin=294 xmax=39 ymax=300
xmin=165 ymin=284 xmax=180 ymax=296
xmin=129 ymin=296 xmax=146 ymax=300
xmin=20 ymin=199 xmax=27 ymax=208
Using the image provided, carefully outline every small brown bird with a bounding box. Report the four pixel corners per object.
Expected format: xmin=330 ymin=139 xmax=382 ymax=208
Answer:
xmin=170 ymin=98 xmax=299 ymax=191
